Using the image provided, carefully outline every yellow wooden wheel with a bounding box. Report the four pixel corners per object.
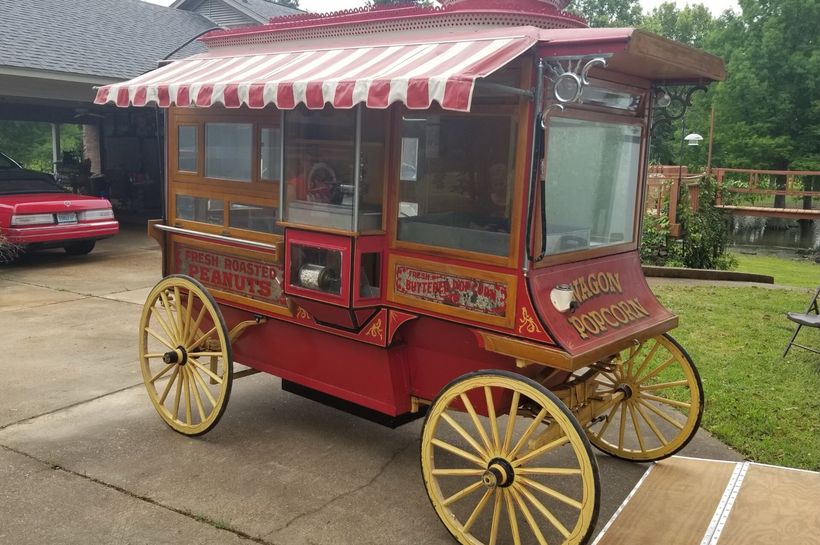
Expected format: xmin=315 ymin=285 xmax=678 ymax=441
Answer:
xmin=421 ymin=371 xmax=600 ymax=545
xmin=139 ymin=275 xmax=232 ymax=436
xmin=584 ymin=334 xmax=703 ymax=461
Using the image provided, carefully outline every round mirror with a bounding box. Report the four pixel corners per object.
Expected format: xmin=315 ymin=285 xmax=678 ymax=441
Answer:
xmin=553 ymin=73 xmax=583 ymax=103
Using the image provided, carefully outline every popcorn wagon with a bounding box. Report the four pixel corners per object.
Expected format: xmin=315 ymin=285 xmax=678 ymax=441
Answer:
xmin=94 ymin=1 xmax=725 ymax=543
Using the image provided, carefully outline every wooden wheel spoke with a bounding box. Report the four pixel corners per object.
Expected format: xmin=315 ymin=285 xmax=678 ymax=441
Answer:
xmin=509 ymin=486 xmax=549 ymax=545
xmin=624 ymin=343 xmax=641 ymax=376
xmin=442 ymin=480 xmax=483 ymax=507
xmin=637 ymin=355 xmax=676 ymax=384
xmin=172 ymin=365 xmax=184 ymax=417
xmin=517 ymin=476 xmax=583 ymax=510
xmin=184 ymin=306 xmax=207 ymax=347
xmin=181 ymin=289 xmax=194 ymax=344
xmin=502 ymin=391 xmax=520 ymax=454
xmin=186 ymin=367 xmax=208 ymax=423
xmin=640 ymin=379 xmax=689 ymax=392
xmin=187 ymin=351 xmax=224 ymax=358
xmin=618 ymin=402 xmax=627 ymax=450
xmin=173 ymin=287 xmax=183 ymax=341
xmin=441 ymin=412 xmax=489 ymax=460
xmin=189 ymin=359 xmax=224 ymax=385
xmin=149 ymin=363 xmax=175 ymax=385
xmin=632 ymin=340 xmax=660 ymax=379
xmin=638 ymin=398 xmax=685 ymax=430
xmin=143 ymin=353 xmax=167 ymax=359
xmin=508 ymin=407 xmax=548 ymax=460
xmin=513 ymin=435 xmax=569 ymax=468
xmin=516 ymin=467 xmax=582 ymax=476
xmin=641 ymin=393 xmax=691 ymax=410
xmin=516 ymin=481 xmax=573 ymax=539
xmin=504 ymin=489 xmax=522 ymax=545
xmin=159 ymin=291 xmax=181 ymax=341
xmin=431 ymin=438 xmax=486 ymax=467
xmin=145 ymin=328 xmax=174 ymax=353
xmin=462 ymin=488 xmax=495 ymax=533
xmin=459 ymin=393 xmax=494 ymax=456
xmin=153 ymin=312 xmax=177 ymax=350
xmin=189 ymin=365 xmax=218 ymax=407
xmin=182 ymin=367 xmax=193 ymax=425
xmin=489 ymin=488 xmax=503 ymax=545
xmin=485 ymin=386 xmax=501 ymax=452
xmin=628 ymin=401 xmax=646 ymax=453
xmin=190 ymin=326 xmax=217 ymax=351
xmin=636 ymin=400 xmax=668 ymax=445
xmin=158 ymin=365 xmax=180 ymax=404
xmin=431 ymin=468 xmax=485 ymax=477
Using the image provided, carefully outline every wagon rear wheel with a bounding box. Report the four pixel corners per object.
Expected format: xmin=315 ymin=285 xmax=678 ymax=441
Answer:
xmin=584 ymin=334 xmax=703 ymax=461
xmin=139 ymin=275 xmax=232 ymax=436
xmin=421 ymin=370 xmax=599 ymax=545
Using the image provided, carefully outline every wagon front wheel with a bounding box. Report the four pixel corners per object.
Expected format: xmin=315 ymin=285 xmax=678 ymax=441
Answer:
xmin=139 ymin=275 xmax=233 ymax=436
xmin=421 ymin=370 xmax=600 ymax=545
xmin=585 ymin=334 xmax=703 ymax=461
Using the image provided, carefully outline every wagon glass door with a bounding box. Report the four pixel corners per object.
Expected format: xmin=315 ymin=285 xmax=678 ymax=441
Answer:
xmin=542 ymin=117 xmax=642 ymax=256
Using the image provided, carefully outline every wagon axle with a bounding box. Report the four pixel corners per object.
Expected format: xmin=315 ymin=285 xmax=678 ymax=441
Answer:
xmin=162 ymin=346 xmax=188 ymax=365
xmin=482 ymin=457 xmax=515 ymax=488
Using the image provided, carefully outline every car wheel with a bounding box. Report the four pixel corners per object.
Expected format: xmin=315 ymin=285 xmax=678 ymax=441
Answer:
xmin=64 ymin=240 xmax=96 ymax=255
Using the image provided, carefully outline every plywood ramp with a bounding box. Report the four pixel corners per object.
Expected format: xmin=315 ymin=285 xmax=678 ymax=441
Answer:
xmin=593 ymin=457 xmax=820 ymax=545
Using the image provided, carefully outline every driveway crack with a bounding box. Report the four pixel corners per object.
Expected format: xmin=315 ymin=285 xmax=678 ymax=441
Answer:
xmin=268 ymin=440 xmax=416 ymax=536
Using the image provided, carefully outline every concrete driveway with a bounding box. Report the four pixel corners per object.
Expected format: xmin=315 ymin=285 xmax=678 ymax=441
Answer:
xmin=0 ymin=226 xmax=741 ymax=545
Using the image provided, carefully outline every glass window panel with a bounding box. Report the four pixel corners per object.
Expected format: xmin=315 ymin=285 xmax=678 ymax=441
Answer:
xmin=205 ymin=123 xmax=252 ymax=181
xmin=400 ymin=137 xmax=418 ymax=181
xmin=229 ymin=203 xmax=281 ymax=234
xmin=396 ymin=113 xmax=516 ymax=257
xmin=176 ymin=195 xmax=224 ymax=226
xmin=284 ymin=107 xmax=355 ymax=230
xmin=260 ymin=127 xmax=281 ymax=181
xmin=543 ymin=118 xmax=641 ymax=255
xmin=359 ymin=252 xmax=380 ymax=298
xmin=580 ymin=86 xmax=642 ymax=113
xmin=178 ymin=125 xmax=197 ymax=172
xmin=289 ymin=244 xmax=342 ymax=295
xmin=358 ymin=108 xmax=386 ymax=231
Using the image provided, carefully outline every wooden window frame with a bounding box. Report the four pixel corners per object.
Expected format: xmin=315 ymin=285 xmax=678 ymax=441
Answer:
xmin=533 ymin=83 xmax=652 ymax=269
xmin=168 ymin=106 xmax=284 ymax=244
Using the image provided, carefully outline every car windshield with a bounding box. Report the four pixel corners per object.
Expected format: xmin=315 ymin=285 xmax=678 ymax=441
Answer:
xmin=0 ymin=154 xmax=20 ymax=169
xmin=0 ymin=177 xmax=65 ymax=195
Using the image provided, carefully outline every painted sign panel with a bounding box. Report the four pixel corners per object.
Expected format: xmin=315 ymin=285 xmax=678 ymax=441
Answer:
xmin=175 ymin=244 xmax=287 ymax=306
xmin=394 ymin=265 xmax=507 ymax=317
xmin=528 ymin=252 xmax=676 ymax=355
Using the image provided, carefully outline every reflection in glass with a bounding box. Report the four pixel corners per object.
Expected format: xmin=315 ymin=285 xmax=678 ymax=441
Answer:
xmin=260 ymin=127 xmax=281 ymax=181
xmin=178 ymin=125 xmax=197 ymax=172
xmin=289 ymin=244 xmax=342 ymax=295
xmin=543 ymin=118 xmax=641 ymax=255
xmin=205 ymin=123 xmax=252 ymax=181
xmin=176 ymin=195 xmax=224 ymax=225
xmin=229 ymin=202 xmax=281 ymax=234
xmin=396 ymin=113 xmax=516 ymax=257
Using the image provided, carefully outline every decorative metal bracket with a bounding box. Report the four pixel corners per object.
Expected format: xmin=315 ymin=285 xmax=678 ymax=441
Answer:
xmin=540 ymin=55 xmax=610 ymax=127
xmin=651 ymin=84 xmax=707 ymax=137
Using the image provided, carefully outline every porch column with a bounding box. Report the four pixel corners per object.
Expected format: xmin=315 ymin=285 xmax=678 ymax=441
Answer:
xmin=51 ymin=123 xmax=61 ymax=175
xmin=83 ymin=124 xmax=102 ymax=174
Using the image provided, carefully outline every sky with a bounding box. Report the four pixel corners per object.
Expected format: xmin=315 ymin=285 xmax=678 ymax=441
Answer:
xmin=144 ymin=0 xmax=741 ymax=16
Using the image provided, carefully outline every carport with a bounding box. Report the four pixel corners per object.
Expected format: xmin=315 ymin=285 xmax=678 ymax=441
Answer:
xmin=0 ymin=0 xmax=217 ymax=217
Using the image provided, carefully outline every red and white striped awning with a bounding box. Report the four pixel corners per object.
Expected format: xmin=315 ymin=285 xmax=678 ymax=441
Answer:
xmin=94 ymin=29 xmax=538 ymax=112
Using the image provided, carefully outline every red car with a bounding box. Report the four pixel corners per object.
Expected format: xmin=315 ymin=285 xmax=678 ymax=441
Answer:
xmin=0 ymin=153 xmax=119 ymax=257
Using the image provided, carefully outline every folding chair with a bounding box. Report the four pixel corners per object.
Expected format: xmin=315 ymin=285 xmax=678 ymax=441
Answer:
xmin=783 ymin=285 xmax=820 ymax=356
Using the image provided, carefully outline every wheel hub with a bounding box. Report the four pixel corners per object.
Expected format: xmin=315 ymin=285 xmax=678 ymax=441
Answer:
xmin=162 ymin=346 xmax=188 ymax=365
xmin=482 ymin=458 xmax=515 ymax=489
xmin=614 ymin=383 xmax=634 ymax=399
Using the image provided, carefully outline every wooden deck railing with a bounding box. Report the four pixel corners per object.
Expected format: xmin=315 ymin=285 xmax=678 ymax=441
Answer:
xmin=645 ymin=165 xmax=702 ymax=237
xmin=713 ymin=168 xmax=820 ymax=219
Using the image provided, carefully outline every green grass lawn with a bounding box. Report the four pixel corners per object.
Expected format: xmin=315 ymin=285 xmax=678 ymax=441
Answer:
xmin=732 ymin=252 xmax=820 ymax=288
xmin=653 ymin=283 xmax=820 ymax=470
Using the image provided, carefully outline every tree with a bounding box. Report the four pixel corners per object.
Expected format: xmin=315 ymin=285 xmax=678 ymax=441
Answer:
xmin=643 ymin=2 xmax=715 ymax=48
xmin=568 ymin=0 xmax=643 ymax=28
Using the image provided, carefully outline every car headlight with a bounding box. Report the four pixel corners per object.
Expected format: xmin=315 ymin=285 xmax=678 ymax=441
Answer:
xmin=11 ymin=213 xmax=55 ymax=226
xmin=80 ymin=209 xmax=115 ymax=221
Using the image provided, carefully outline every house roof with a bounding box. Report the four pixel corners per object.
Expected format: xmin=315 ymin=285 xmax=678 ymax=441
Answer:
xmin=0 ymin=0 xmax=217 ymax=82
xmin=171 ymin=0 xmax=303 ymax=24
